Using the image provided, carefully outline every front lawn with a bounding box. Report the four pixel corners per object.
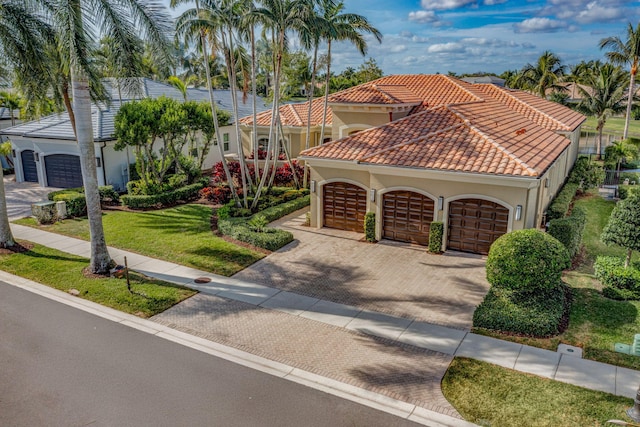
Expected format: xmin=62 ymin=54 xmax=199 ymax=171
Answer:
xmin=475 ymin=190 xmax=640 ymax=369
xmin=0 ymin=243 xmax=196 ymax=317
xmin=442 ymin=357 xmax=632 ymax=427
xmin=15 ymin=204 xmax=264 ymax=276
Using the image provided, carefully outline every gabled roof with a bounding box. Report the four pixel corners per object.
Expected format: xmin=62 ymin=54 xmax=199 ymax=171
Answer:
xmin=240 ymin=98 xmax=331 ymax=127
xmin=1 ymin=78 xmax=268 ymax=141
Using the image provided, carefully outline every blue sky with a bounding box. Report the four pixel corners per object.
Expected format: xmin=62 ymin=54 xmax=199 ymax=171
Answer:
xmin=168 ymin=0 xmax=640 ymax=75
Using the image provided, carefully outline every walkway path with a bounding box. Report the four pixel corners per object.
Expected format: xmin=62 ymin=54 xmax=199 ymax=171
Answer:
xmin=8 ymin=222 xmax=640 ymax=418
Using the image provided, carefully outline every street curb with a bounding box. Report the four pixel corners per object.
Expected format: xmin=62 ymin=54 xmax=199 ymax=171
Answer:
xmin=0 ymin=270 xmax=476 ymax=427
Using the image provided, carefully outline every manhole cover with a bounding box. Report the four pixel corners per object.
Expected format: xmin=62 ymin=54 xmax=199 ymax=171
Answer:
xmin=194 ymin=277 xmax=212 ymax=284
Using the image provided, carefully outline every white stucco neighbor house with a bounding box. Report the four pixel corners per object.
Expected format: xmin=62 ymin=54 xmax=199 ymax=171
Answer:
xmin=0 ymin=78 xmax=267 ymax=190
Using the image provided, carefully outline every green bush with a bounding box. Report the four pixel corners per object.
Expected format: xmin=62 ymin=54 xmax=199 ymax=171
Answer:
xmin=620 ymin=172 xmax=640 ymax=184
xmin=364 ymin=212 xmax=376 ymax=242
xmin=473 ymin=285 xmax=567 ymax=336
xmin=547 ymin=206 xmax=586 ymax=258
xmin=121 ymin=182 xmax=204 ymax=209
xmin=47 ymin=185 xmax=119 ymax=217
xmin=486 ymin=229 xmax=570 ymax=293
xmin=595 ymin=256 xmax=640 ymax=300
xmin=618 ymin=185 xmax=640 ymax=200
xmin=428 ymin=221 xmax=444 ymax=253
xmin=546 ymin=182 xmax=580 ymax=221
xmin=216 ymin=195 xmax=310 ymax=251
xmin=567 ymin=156 xmax=605 ymax=190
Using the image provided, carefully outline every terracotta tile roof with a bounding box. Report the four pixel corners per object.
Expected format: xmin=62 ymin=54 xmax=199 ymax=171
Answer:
xmin=240 ymin=98 xmax=331 ymax=127
xmin=301 ymin=103 xmax=572 ymax=177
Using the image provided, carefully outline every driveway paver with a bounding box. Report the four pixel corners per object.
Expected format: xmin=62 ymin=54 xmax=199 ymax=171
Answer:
xmin=4 ymin=177 xmax=59 ymax=220
xmin=233 ymin=211 xmax=490 ymax=329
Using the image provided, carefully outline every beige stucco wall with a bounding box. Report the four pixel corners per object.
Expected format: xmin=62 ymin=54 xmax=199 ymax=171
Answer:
xmin=330 ymin=110 xmax=391 ymax=140
xmin=307 ymin=163 xmax=540 ymax=247
xmin=240 ymin=124 xmax=333 ymax=159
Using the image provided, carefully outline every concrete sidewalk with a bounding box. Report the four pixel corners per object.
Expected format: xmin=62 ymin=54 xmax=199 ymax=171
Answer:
xmin=9 ymin=223 xmax=640 ymax=401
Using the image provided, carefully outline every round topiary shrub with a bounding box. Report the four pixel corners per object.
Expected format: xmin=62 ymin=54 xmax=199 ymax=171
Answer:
xmin=486 ymin=229 xmax=570 ymax=293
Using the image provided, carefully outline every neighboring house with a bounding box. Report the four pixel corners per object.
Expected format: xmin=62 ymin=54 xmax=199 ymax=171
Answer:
xmin=461 ymin=75 xmax=505 ymax=87
xmin=0 ymin=78 xmax=267 ymax=190
xmin=243 ymin=74 xmax=585 ymax=255
xmin=0 ymin=107 xmax=20 ymax=130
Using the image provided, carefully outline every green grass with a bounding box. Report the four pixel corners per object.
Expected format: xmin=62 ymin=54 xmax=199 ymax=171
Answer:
xmin=583 ymin=116 xmax=640 ymax=137
xmin=475 ymin=190 xmax=640 ymax=369
xmin=442 ymin=357 xmax=632 ymax=427
xmin=15 ymin=204 xmax=264 ymax=276
xmin=1 ymin=243 xmax=196 ymax=317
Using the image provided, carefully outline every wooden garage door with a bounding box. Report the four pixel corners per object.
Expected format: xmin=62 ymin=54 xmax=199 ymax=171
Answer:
xmin=447 ymin=198 xmax=509 ymax=255
xmin=383 ymin=191 xmax=434 ymax=245
xmin=20 ymin=150 xmax=38 ymax=182
xmin=44 ymin=154 xmax=83 ymax=188
xmin=323 ymin=182 xmax=366 ymax=232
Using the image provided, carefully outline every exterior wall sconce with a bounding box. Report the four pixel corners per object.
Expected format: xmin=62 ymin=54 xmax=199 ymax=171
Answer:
xmin=545 ymin=178 xmax=550 ymax=188
xmin=310 ymin=180 xmax=316 ymax=193
xmin=370 ymin=189 xmax=376 ymax=202
xmin=11 ymin=149 xmax=15 ymax=159
xmin=33 ymin=152 xmax=39 ymax=162
xmin=437 ymin=196 xmax=444 ymax=211
xmin=96 ymin=157 xmax=102 ymax=168
xmin=515 ymin=205 xmax=522 ymax=221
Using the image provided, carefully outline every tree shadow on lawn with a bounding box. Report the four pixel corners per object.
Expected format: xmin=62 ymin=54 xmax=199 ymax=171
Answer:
xmin=111 ymin=205 xmax=213 ymax=235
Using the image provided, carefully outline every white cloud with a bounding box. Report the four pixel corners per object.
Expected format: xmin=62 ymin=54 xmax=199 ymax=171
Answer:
xmin=408 ymin=10 xmax=439 ymax=24
xmin=484 ymin=0 xmax=507 ymax=4
xmin=427 ymin=42 xmax=466 ymax=53
xmin=399 ymin=31 xmax=414 ymax=38
xmin=513 ymin=17 xmax=568 ymax=33
xmin=390 ymin=44 xmax=408 ymax=53
xmin=575 ymin=2 xmax=625 ymax=23
xmin=420 ymin=0 xmax=477 ymax=11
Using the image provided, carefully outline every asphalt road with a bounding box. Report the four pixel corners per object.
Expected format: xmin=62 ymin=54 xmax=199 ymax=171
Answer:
xmin=0 ymin=283 xmax=421 ymax=427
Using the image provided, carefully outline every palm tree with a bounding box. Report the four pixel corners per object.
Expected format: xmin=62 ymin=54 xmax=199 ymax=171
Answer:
xmin=0 ymin=91 xmax=21 ymax=126
xmin=515 ymin=51 xmax=566 ymax=98
xmin=564 ymin=61 xmax=592 ymax=100
xmin=28 ymin=0 xmax=173 ymax=274
xmin=252 ymin=0 xmax=310 ymax=208
xmin=318 ymin=0 xmax=382 ymax=144
xmin=600 ymin=22 xmax=640 ymax=139
xmin=576 ymin=63 xmax=628 ymax=159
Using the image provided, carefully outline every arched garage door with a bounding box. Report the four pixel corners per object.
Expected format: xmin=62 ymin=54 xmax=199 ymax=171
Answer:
xmin=447 ymin=198 xmax=509 ymax=255
xmin=323 ymin=182 xmax=366 ymax=232
xmin=44 ymin=154 xmax=83 ymax=188
xmin=20 ymin=150 xmax=38 ymax=182
xmin=383 ymin=191 xmax=434 ymax=245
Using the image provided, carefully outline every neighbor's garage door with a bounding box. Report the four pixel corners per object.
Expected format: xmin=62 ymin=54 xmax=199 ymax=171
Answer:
xmin=447 ymin=198 xmax=509 ymax=255
xmin=383 ymin=191 xmax=434 ymax=245
xmin=44 ymin=154 xmax=83 ymax=188
xmin=20 ymin=150 xmax=38 ymax=182
xmin=323 ymin=182 xmax=366 ymax=232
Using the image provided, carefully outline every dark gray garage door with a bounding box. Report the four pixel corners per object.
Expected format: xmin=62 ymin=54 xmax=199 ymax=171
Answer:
xmin=20 ymin=150 xmax=38 ymax=182
xmin=44 ymin=154 xmax=83 ymax=188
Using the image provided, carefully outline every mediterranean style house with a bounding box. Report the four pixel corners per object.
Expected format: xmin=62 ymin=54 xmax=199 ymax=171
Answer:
xmin=240 ymin=74 xmax=585 ymax=255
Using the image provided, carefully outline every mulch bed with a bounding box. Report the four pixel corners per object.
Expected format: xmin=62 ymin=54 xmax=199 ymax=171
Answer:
xmin=0 ymin=241 xmax=34 ymax=255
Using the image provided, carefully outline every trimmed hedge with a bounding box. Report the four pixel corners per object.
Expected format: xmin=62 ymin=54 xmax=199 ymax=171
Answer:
xmin=428 ymin=221 xmax=444 ymax=253
xmin=48 ymin=185 xmax=119 ymax=218
xmin=473 ymin=285 xmax=568 ymax=336
xmin=364 ymin=212 xmax=376 ymax=242
xmin=547 ymin=206 xmax=586 ymax=258
xmin=546 ymin=182 xmax=580 ymax=221
xmin=595 ymin=256 xmax=640 ymax=300
xmin=217 ymin=195 xmax=310 ymax=251
xmin=618 ymin=185 xmax=640 ymax=200
xmin=121 ymin=182 xmax=204 ymax=209
xmin=486 ymin=229 xmax=570 ymax=293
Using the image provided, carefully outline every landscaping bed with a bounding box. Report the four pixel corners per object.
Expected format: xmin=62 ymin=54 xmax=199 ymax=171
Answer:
xmin=442 ymin=357 xmax=632 ymax=427
xmin=473 ymin=190 xmax=640 ymax=369
xmin=0 ymin=243 xmax=196 ymax=317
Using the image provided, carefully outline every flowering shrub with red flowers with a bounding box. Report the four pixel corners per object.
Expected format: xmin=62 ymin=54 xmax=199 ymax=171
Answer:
xmin=212 ymin=161 xmax=256 ymax=184
xmin=199 ymin=185 xmax=232 ymax=204
xmin=274 ymin=161 xmax=304 ymax=186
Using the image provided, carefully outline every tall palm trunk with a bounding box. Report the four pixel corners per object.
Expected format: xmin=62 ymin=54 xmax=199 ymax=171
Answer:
xmin=597 ymin=119 xmax=605 ymax=160
xmin=195 ymin=0 xmax=240 ymax=207
xmin=0 ymin=166 xmax=15 ymax=248
xmin=252 ymin=29 xmax=284 ymax=209
xmin=250 ymin=26 xmax=260 ymax=185
xmin=319 ymin=39 xmax=332 ymax=144
xmin=302 ymin=41 xmax=319 ymax=188
xmin=71 ymin=71 xmax=111 ymax=273
xmin=623 ymin=63 xmax=637 ymax=139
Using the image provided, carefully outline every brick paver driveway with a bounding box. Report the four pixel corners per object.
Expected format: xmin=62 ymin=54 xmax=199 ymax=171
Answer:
xmin=233 ymin=210 xmax=490 ymax=329
xmin=4 ymin=176 xmax=59 ymax=220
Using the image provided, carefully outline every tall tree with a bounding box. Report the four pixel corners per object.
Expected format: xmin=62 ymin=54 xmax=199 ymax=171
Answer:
xmin=600 ymin=22 xmax=640 ymax=139
xmin=576 ymin=63 xmax=628 ymax=160
xmin=515 ymin=51 xmax=566 ymax=98
xmin=318 ymin=0 xmax=382 ymax=144
xmin=0 ymin=91 xmax=20 ymax=126
xmin=36 ymin=0 xmax=173 ymax=274
xmin=602 ymin=190 xmax=640 ymax=268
